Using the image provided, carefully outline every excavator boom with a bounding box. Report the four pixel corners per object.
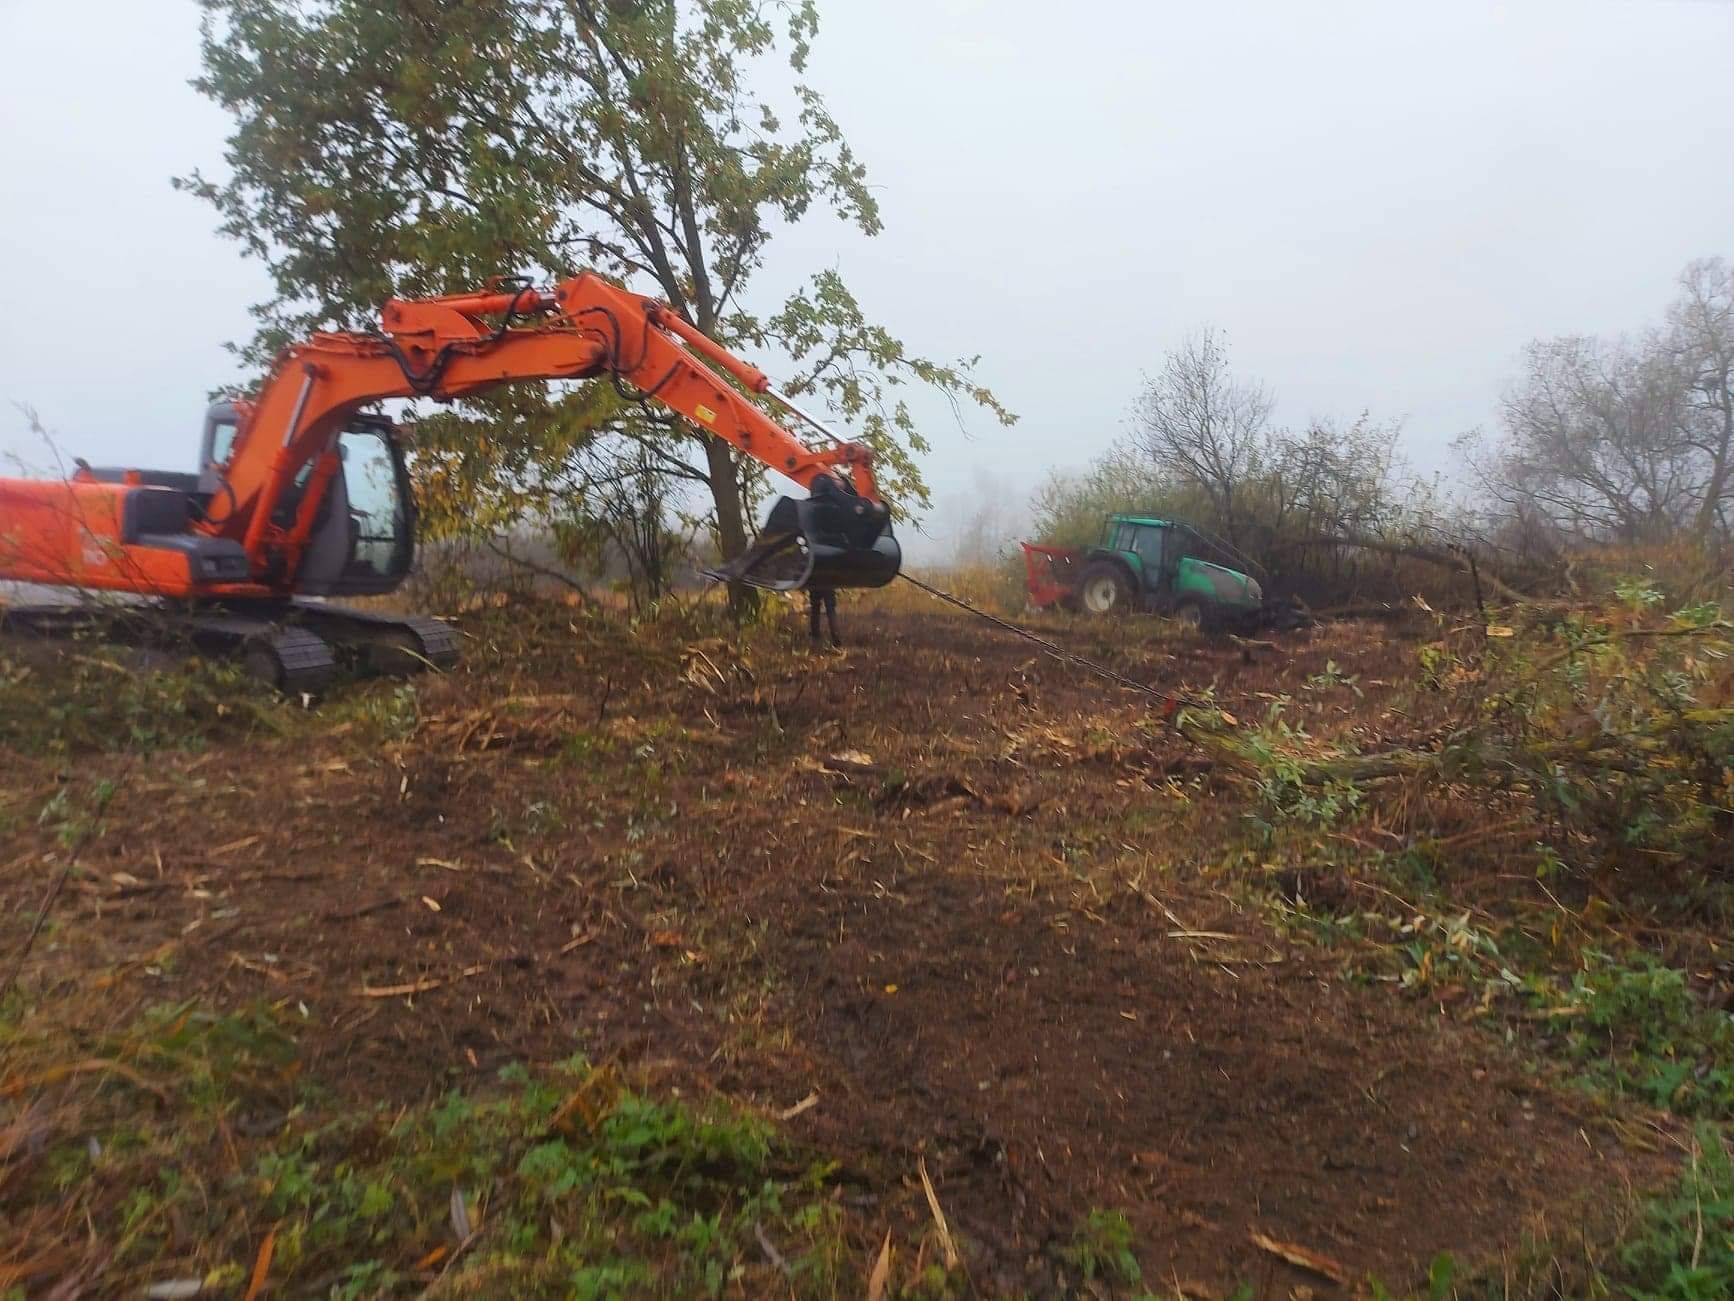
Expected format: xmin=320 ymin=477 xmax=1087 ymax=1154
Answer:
xmin=211 ymin=272 xmax=890 ymax=589
xmin=0 ymin=270 xmax=901 ymax=688
xmin=2 ymin=271 xmax=896 ymax=601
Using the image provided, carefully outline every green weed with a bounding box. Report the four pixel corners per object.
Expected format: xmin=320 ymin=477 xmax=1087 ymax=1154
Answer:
xmin=325 ymin=680 xmax=420 ymax=742
xmin=2 ymin=1000 xmax=843 ymax=1295
xmin=1062 ymin=1208 xmax=1141 ymax=1286
xmin=0 ymin=645 xmax=279 ymax=755
xmin=1527 ymin=955 xmax=1734 ymax=1117
xmin=1604 ymin=1128 xmax=1734 ymax=1299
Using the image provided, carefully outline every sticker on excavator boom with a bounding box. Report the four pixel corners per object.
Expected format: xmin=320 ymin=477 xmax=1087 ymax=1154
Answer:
xmin=694 ymin=403 xmax=717 ymax=425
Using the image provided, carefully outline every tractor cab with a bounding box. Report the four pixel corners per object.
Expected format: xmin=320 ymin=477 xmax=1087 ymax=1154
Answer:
xmin=1073 ymin=514 xmax=1264 ymax=628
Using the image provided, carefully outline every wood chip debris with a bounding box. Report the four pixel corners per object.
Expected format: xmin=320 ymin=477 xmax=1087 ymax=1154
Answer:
xmin=241 ymin=1224 xmax=277 ymax=1301
xmin=865 ymin=1230 xmax=893 ymax=1301
xmin=356 ymin=963 xmax=488 ymax=998
xmin=1167 ymin=929 xmax=1241 ymax=942
xmin=917 ymin=1155 xmax=960 ymax=1270
xmin=1248 ymin=1230 xmax=1350 ymax=1285
xmin=776 ymin=1091 xmax=820 ymax=1121
xmin=449 ymin=1187 xmax=475 ymax=1240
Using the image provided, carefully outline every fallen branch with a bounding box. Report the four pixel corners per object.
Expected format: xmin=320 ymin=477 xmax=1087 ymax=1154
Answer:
xmin=1249 ymin=1229 xmax=1349 ymax=1285
xmin=355 ymin=956 xmax=528 ymax=998
xmin=1282 ymin=532 xmax=1532 ymax=603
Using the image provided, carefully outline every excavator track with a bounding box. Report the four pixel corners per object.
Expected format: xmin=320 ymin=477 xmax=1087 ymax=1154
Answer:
xmin=180 ymin=610 xmax=336 ymax=694
xmin=238 ymin=627 xmax=337 ymax=695
xmin=285 ymin=604 xmax=460 ymax=673
xmin=0 ymin=599 xmax=457 ymax=694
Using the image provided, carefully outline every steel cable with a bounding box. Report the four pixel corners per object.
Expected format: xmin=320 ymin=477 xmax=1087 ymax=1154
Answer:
xmin=895 ymin=571 xmax=1233 ymax=716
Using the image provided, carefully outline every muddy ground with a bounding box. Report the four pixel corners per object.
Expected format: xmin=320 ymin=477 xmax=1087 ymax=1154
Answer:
xmin=0 ymin=596 xmax=1678 ymax=1295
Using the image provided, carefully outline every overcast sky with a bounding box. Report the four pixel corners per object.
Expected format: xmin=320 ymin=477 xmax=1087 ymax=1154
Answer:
xmin=3 ymin=0 xmax=1732 ymax=559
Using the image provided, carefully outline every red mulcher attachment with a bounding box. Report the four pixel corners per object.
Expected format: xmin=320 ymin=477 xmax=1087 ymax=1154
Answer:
xmin=1021 ymin=542 xmax=1083 ymax=610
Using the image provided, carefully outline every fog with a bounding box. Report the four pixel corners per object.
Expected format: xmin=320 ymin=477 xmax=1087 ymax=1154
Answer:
xmin=4 ymin=0 xmax=1732 ymax=561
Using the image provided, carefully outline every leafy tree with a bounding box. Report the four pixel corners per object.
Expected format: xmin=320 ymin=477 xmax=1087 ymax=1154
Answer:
xmin=178 ymin=0 xmax=1011 ymax=584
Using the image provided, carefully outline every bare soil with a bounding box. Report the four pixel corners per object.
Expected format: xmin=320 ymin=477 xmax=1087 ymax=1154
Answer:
xmin=0 ymin=598 xmax=1677 ymax=1295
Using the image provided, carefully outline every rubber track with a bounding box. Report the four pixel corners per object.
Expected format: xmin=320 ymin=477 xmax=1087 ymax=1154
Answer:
xmin=260 ymin=626 xmax=337 ymax=695
xmin=396 ymin=614 xmax=461 ymax=669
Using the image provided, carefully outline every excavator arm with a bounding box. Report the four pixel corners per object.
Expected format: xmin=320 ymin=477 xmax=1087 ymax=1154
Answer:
xmin=204 ymin=271 xmax=894 ymax=591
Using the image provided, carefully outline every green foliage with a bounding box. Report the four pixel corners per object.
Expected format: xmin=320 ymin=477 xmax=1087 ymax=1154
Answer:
xmin=180 ymin=0 xmax=1012 ymax=563
xmin=1617 ymin=577 xmax=1667 ymax=611
xmin=1527 ymin=955 xmax=1734 ymax=1117
xmin=33 ymin=778 xmax=117 ymax=849
xmin=1241 ymin=714 xmax=1365 ymax=830
xmin=4 ymin=1001 xmax=842 ymax=1296
xmin=1062 ymin=1208 xmax=1141 ymax=1286
xmin=1248 ymin=592 xmax=1734 ymax=880
xmin=323 ymin=680 xmax=421 ymax=743
xmin=1366 ymin=1252 xmax=1456 ymax=1300
xmin=0 ymin=645 xmax=279 ymax=756
xmin=1394 ymin=909 xmax=1512 ymax=996
xmin=1304 ymin=659 xmax=1363 ymax=697
xmin=1601 ymin=1128 xmax=1734 ymax=1300
xmin=1462 ymin=600 xmax=1734 ymax=871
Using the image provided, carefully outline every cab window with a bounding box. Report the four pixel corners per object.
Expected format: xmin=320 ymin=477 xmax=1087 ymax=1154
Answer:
xmin=339 ymin=428 xmax=410 ymax=580
xmin=209 ymin=417 xmax=238 ymax=469
xmin=1131 ymin=524 xmax=1166 ymax=578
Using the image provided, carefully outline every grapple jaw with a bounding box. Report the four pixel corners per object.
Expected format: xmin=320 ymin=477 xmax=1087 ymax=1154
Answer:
xmin=704 ymin=491 xmax=901 ymax=592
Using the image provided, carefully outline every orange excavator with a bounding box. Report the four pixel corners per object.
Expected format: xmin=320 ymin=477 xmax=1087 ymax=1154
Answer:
xmin=0 ymin=271 xmax=900 ymax=691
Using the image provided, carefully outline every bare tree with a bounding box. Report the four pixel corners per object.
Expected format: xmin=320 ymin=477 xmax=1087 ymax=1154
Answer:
xmin=1264 ymin=413 xmax=1408 ymax=543
xmin=1495 ymin=334 xmax=1697 ymax=542
xmin=1668 ymin=257 xmax=1734 ymax=540
xmin=1128 ymin=328 xmax=1274 ymax=543
xmin=1485 ymin=257 xmax=1734 ymax=547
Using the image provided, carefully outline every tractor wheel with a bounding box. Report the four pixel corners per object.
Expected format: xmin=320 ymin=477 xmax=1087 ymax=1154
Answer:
xmin=1173 ymin=599 xmax=1208 ymax=631
xmin=1078 ymin=563 xmax=1133 ymax=616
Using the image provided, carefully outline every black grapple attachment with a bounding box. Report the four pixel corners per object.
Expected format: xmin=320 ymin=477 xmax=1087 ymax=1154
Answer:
xmin=705 ymin=476 xmax=901 ymax=592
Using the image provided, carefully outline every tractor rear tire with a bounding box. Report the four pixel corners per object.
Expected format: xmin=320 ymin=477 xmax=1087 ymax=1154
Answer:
xmin=1173 ymin=598 xmax=1208 ymax=631
xmin=1078 ymin=563 xmax=1133 ymax=616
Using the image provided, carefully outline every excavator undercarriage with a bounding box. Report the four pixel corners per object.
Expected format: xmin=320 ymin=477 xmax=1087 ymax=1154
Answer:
xmin=0 ymin=598 xmax=459 ymax=695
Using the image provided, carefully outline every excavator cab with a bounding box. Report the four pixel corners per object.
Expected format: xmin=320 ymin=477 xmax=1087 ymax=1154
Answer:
xmin=200 ymin=403 xmax=415 ymax=597
xmin=706 ymin=474 xmax=901 ymax=592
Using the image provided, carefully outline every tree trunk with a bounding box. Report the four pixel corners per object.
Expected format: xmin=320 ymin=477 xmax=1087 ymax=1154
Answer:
xmin=703 ymin=436 xmax=757 ymax=617
xmin=1283 ymin=533 xmax=1533 ymax=602
xmin=1691 ymin=368 xmax=1732 ymax=543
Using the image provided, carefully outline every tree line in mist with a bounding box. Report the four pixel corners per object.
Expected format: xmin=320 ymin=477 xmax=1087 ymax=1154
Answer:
xmin=949 ymin=256 xmax=1734 ymax=605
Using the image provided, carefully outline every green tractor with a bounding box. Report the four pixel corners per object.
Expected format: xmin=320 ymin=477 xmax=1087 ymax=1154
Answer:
xmin=1022 ymin=514 xmax=1293 ymax=631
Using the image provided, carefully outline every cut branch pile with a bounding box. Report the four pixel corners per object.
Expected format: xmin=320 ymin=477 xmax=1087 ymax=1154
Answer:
xmin=1175 ymin=607 xmax=1734 ymax=875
